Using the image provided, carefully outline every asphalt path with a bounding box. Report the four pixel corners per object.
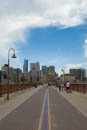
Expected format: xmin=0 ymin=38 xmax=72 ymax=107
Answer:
xmin=49 ymin=87 xmax=87 ymax=130
xmin=0 ymin=86 xmax=87 ymax=130
xmin=0 ymin=87 xmax=46 ymax=130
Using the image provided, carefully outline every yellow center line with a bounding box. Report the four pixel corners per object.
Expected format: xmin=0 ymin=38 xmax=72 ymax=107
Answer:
xmin=38 ymin=87 xmax=51 ymax=130
xmin=48 ymin=89 xmax=51 ymax=130
xmin=38 ymin=91 xmax=46 ymax=130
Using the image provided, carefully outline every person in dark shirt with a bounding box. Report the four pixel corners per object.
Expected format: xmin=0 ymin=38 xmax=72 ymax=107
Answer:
xmin=58 ymin=81 xmax=62 ymax=91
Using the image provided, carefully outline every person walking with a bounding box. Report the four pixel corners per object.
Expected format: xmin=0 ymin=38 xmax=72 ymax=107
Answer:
xmin=62 ymin=83 xmax=64 ymax=91
xmin=66 ymin=81 xmax=70 ymax=92
xmin=58 ymin=81 xmax=62 ymax=91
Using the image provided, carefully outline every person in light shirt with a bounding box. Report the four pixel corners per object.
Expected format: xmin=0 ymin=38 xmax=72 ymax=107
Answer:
xmin=66 ymin=81 xmax=70 ymax=91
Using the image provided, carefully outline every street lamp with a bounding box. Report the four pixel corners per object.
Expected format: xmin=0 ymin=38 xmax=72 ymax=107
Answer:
xmin=61 ymin=67 xmax=65 ymax=85
xmin=7 ymin=48 xmax=16 ymax=100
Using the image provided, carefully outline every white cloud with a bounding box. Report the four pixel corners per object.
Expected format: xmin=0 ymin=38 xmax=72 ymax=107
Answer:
xmin=0 ymin=0 xmax=87 ymax=63
xmin=56 ymin=63 xmax=87 ymax=75
xmin=66 ymin=63 xmax=83 ymax=69
xmin=65 ymin=63 xmax=87 ymax=73
xmin=56 ymin=64 xmax=82 ymax=76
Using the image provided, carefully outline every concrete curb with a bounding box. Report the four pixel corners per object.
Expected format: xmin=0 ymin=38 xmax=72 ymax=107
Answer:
xmin=72 ymin=91 xmax=87 ymax=99
xmin=0 ymin=87 xmax=34 ymax=104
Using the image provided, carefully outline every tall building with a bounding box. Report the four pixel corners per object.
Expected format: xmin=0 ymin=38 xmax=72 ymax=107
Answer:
xmin=30 ymin=63 xmax=35 ymax=71
xmin=42 ymin=66 xmax=48 ymax=75
xmin=23 ymin=59 xmax=28 ymax=73
xmin=13 ymin=68 xmax=22 ymax=83
xmin=55 ymin=72 xmax=58 ymax=78
xmin=1 ymin=64 xmax=14 ymax=83
xmin=41 ymin=65 xmax=56 ymax=83
xmin=0 ymin=70 xmax=7 ymax=85
xmin=60 ymin=73 xmax=75 ymax=83
xmin=70 ymin=68 xmax=86 ymax=81
xmin=30 ymin=62 xmax=40 ymax=71
xmin=30 ymin=62 xmax=40 ymax=82
xmin=35 ymin=62 xmax=40 ymax=71
xmin=49 ymin=66 xmax=55 ymax=71
xmin=48 ymin=66 xmax=55 ymax=76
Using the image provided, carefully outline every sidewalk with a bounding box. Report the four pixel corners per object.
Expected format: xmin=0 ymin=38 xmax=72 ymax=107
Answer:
xmin=0 ymin=85 xmax=43 ymax=121
xmin=72 ymin=91 xmax=87 ymax=99
xmin=53 ymin=87 xmax=87 ymax=118
xmin=0 ymin=87 xmax=33 ymax=103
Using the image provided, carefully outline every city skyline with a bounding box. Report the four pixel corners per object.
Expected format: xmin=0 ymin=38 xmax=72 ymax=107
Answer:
xmin=0 ymin=1 xmax=87 ymax=130
xmin=0 ymin=1 xmax=87 ymax=74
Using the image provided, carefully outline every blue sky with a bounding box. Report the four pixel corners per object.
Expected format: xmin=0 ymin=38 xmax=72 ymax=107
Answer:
xmin=0 ymin=0 xmax=87 ymax=74
xmin=15 ymin=25 xmax=87 ymax=74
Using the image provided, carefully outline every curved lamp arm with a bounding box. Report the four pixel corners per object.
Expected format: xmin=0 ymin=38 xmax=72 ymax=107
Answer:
xmin=8 ymin=48 xmax=16 ymax=59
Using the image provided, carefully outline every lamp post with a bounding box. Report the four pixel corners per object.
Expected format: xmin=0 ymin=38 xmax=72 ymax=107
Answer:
xmin=61 ymin=67 xmax=65 ymax=85
xmin=81 ymin=68 xmax=83 ymax=82
xmin=7 ymin=48 xmax=16 ymax=100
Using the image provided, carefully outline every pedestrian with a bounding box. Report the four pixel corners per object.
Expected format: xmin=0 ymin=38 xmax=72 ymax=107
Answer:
xmin=62 ymin=83 xmax=64 ymax=91
xmin=66 ymin=81 xmax=70 ymax=92
xmin=58 ymin=81 xmax=62 ymax=91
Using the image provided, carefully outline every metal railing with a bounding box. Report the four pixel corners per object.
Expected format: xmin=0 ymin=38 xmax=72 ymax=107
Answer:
xmin=70 ymin=83 xmax=87 ymax=94
xmin=52 ymin=82 xmax=87 ymax=94
xmin=0 ymin=83 xmax=42 ymax=97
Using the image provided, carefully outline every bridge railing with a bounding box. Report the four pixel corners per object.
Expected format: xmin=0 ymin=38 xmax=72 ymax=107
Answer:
xmin=0 ymin=83 xmax=42 ymax=97
xmin=51 ymin=82 xmax=87 ymax=94
xmin=70 ymin=83 xmax=87 ymax=94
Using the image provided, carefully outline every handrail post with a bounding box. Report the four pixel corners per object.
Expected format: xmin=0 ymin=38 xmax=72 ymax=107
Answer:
xmin=0 ymin=84 xmax=2 ymax=97
xmin=83 ymin=84 xmax=86 ymax=94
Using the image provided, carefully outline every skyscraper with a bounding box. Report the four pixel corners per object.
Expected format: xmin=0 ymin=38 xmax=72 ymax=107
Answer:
xmin=49 ymin=66 xmax=55 ymax=71
xmin=42 ymin=66 xmax=48 ymax=75
xmin=30 ymin=62 xmax=40 ymax=71
xmin=23 ymin=59 xmax=28 ymax=73
xmin=70 ymin=68 xmax=86 ymax=81
xmin=30 ymin=62 xmax=40 ymax=82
